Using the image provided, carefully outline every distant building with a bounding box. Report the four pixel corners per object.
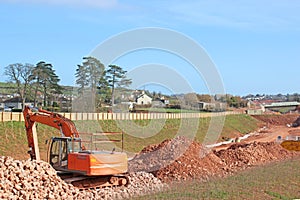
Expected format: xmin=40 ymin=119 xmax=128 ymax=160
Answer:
xmin=58 ymin=96 xmax=72 ymax=112
xmin=136 ymin=91 xmax=152 ymax=105
xmin=263 ymin=101 xmax=300 ymax=113
xmin=263 ymin=101 xmax=300 ymax=108
xmin=0 ymin=101 xmax=4 ymax=110
xmin=3 ymin=97 xmax=33 ymax=109
xmin=152 ymin=99 xmax=166 ymax=107
xmin=152 ymin=96 xmax=169 ymax=108
xmin=246 ymin=109 xmax=263 ymax=115
xmin=198 ymin=102 xmax=226 ymax=112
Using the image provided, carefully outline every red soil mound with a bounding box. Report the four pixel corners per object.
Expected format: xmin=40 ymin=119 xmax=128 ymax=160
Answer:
xmin=129 ymin=137 xmax=300 ymax=183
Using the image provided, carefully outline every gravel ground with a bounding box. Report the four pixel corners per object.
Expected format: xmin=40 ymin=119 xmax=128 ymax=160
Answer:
xmin=0 ymin=156 xmax=167 ymax=200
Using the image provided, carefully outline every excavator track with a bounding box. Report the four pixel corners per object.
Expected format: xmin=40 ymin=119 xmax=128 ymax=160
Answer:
xmin=60 ymin=174 xmax=129 ymax=190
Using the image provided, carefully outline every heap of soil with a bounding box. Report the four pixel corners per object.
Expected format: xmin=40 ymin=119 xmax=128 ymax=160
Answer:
xmin=215 ymin=142 xmax=298 ymax=173
xmin=129 ymin=136 xmax=200 ymax=175
xmin=252 ymin=114 xmax=299 ymax=126
xmin=129 ymin=137 xmax=300 ymax=183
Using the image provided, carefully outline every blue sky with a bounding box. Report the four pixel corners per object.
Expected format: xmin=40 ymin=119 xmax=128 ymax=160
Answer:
xmin=0 ymin=0 xmax=299 ymax=95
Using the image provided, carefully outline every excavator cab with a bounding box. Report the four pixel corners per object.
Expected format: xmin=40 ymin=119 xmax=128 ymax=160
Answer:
xmin=47 ymin=137 xmax=82 ymax=170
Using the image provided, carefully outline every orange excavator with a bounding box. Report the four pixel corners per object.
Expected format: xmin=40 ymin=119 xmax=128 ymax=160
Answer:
xmin=23 ymin=106 xmax=128 ymax=188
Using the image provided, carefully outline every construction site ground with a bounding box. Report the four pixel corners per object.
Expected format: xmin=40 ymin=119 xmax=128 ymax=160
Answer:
xmin=1 ymin=114 xmax=300 ymax=199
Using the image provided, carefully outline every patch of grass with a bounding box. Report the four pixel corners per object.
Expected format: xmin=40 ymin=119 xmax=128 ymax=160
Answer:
xmin=0 ymin=121 xmax=60 ymax=160
xmin=224 ymin=114 xmax=259 ymax=134
xmin=134 ymin=158 xmax=300 ymax=200
xmin=265 ymin=191 xmax=290 ymax=200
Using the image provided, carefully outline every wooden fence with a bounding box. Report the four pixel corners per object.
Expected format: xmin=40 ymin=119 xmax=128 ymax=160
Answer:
xmin=0 ymin=111 xmax=244 ymax=122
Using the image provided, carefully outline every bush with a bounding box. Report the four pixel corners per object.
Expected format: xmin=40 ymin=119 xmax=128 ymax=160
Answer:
xmin=167 ymin=104 xmax=181 ymax=109
xmin=11 ymin=108 xmax=22 ymax=112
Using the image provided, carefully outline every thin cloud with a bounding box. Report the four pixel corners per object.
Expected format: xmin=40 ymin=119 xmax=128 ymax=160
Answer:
xmin=166 ymin=0 xmax=300 ymax=31
xmin=0 ymin=0 xmax=119 ymax=9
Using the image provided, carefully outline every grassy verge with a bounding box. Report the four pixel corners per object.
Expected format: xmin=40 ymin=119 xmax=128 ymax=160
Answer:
xmin=0 ymin=122 xmax=60 ymax=160
xmin=0 ymin=114 xmax=258 ymax=160
xmin=133 ymin=158 xmax=300 ymax=200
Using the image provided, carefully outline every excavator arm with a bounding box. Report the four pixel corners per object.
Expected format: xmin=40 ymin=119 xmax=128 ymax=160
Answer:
xmin=23 ymin=106 xmax=80 ymax=160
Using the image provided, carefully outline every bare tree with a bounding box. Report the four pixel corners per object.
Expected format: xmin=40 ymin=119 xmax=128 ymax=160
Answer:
xmin=4 ymin=63 xmax=34 ymax=109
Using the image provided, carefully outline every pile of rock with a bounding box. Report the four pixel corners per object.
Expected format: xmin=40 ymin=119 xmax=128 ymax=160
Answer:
xmin=129 ymin=136 xmax=196 ymax=174
xmin=77 ymin=171 xmax=166 ymax=200
xmin=105 ymin=172 xmax=167 ymax=199
xmin=0 ymin=156 xmax=166 ymax=199
xmin=215 ymin=141 xmax=300 ymax=173
xmin=0 ymin=156 xmax=84 ymax=199
xmin=129 ymin=137 xmax=300 ymax=183
xmin=129 ymin=136 xmax=225 ymax=182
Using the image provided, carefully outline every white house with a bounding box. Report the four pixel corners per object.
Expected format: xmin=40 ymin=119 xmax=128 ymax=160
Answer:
xmin=198 ymin=102 xmax=227 ymax=111
xmin=136 ymin=91 xmax=152 ymax=105
xmin=0 ymin=102 xmax=4 ymax=110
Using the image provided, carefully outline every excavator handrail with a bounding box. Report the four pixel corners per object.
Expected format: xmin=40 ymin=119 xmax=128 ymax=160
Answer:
xmin=79 ymin=131 xmax=124 ymax=152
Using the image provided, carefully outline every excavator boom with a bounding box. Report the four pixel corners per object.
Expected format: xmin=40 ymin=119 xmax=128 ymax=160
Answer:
xmin=23 ymin=106 xmax=79 ymax=159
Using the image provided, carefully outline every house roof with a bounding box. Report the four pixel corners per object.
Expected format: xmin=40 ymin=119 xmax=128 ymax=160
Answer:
xmin=136 ymin=93 xmax=152 ymax=100
xmin=264 ymin=101 xmax=300 ymax=108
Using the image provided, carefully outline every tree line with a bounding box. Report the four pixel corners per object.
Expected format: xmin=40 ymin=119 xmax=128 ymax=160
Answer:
xmin=3 ymin=57 xmax=131 ymax=110
xmin=3 ymin=56 xmax=249 ymax=111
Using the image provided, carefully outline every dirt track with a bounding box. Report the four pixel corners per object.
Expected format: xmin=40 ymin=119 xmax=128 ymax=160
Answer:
xmin=215 ymin=114 xmax=300 ymax=150
xmin=245 ymin=114 xmax=300 ymax=143
xmin=243 ymin=126 xmax=295 ymax=143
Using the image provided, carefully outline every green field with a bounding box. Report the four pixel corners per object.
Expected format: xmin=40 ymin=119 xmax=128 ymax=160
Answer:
xmin=0 ymin=121 xmax=61 ymax=160
xmin=133 ymin=158 xmax=300 ymax=200
xmin=0 ymin=114 xmax=258 ymax=160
